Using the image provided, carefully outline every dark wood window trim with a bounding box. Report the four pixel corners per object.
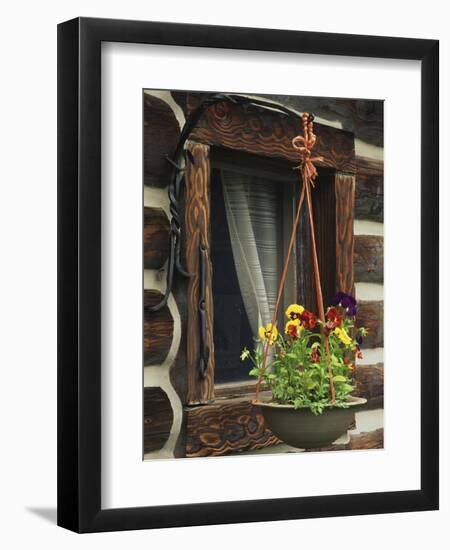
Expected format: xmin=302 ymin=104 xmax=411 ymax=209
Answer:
xmin=184 ymin=141 xmax=215 ymax=404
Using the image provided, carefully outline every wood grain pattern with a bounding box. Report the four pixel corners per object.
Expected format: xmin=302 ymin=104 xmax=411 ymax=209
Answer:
xmin=355 ymin=156 xmax=383 ymax=222
xmin=214 ymin=381 xmax=267 ymax=399
xmin=187 ymin=94 xmax=356 ymax=173
xmin=356 ymin=156 xmax=384 ymax=176
xmin=311 ymin=170 xmax=337 ymax=309
xmin=144 ymin=387 xmax=174 ymax=453
xmin=296 ymin=195 xmax=316 ymax=312
xmin=176 ymin=92 xmax=383 ymax=147
xmin=144 ymin=93 xmax=181 ymax=188
xmin=144 ymin=207 xmax=170 ymax=270
xmin=185 ymin=141 xmax=215 ymax=404
xmin=354 ymin=235 xmax=384 ymax=283
xmin=267 ymin=95 xmax=384 ymax=148
xmin=350 ymin=428 xmax=384 ymax=450
xmin=357 ymin=300 xmax=384 ymax=349
xmin=185 ymin=393 xmax=281 ymax=457
xmin=305 ymin=428 xmax=384 ymax=452
xmin=355 ymin=364 xmax=384 ymax=409
xmin=335 ymin=172 xmax=355 ymax=297
xmin=144 ymin=290 xmax=174 ymax=366
xmin=301 ymin=170 xmax=355 ymax=309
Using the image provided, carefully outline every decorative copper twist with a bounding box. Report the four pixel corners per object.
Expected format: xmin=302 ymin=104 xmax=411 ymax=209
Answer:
xmin=254 ymin=113 xmax=336 ymax=403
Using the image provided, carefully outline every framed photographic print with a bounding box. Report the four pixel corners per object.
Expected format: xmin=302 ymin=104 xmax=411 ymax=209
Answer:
xmin=57 ymin=17 xmax=439 ymax=532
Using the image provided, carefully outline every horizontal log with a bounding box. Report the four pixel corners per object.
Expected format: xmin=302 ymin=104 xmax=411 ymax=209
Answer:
xmin=186 ymin=93 xmax=356 ymax=173
xmin=305 ymin=427 xmax=384 ymax=452
xmin=356 ymin=156 xmax=384 ymax=176
xmin=144 ymin=207 xmax=170 ymax=269
xmin=354 ymin=235 xmax=384 ymax=283
xmin=355 ymin=364 xmax=384 ymax=409
xmin=144 ymin=290 xmax=174 ymax=366
xmin=214 ymin=381 xmax=269 ymax=399
xmin=144 ymin=387 xmax=174 ymax=453
xmin=168 ymin=276 xmax=189 ymax=458
xmin=357 ymin=300 xmax=383 ymax=349
xmin=350 ymin=428 xmax=384 ymax=450
xmin=144 ymin=93 xmax=181 ymax=188
xmin=260 ymin=96 xmax=384 ymax=148
xmin=355 ymin=156 xmax=384 ymax=222
xmin=185 ymin=392 xmax=281 ymax=457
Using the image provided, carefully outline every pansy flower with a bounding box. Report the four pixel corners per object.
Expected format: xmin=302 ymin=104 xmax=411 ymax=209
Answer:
xmin=332 ymin=291 xmax=357 ymax=316
xmin=334 ymin=326 xmax=353 ymax=346
xmin=311 ymin=347 xmax=320 ymax=363
xmin=285 ymin=304 xmax=304 ymax=321
xmin=285 ymin=319 xmax=302 ymax=339
xmin=300 ymin=309 xmax=317 ymax=329
xmin=325 ymin=306 xmax=342 ymax=329
xmin=258 ymin=323 xmax=278 ymax=346
xmin=332 ymin=291 xmax=345 ymax=306
xmin=301 ymin=310 xmax=317 ymax=329
xmin=353 ymin=344 xmax=363 ymax=359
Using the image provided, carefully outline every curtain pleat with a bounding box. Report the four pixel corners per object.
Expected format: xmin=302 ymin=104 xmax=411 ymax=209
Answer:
xmin=221 ymin=170 xmax=281 ymax=338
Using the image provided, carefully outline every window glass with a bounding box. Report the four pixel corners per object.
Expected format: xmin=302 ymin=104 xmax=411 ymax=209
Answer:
xmin=210 ymin=160 xmax=295 ymax=384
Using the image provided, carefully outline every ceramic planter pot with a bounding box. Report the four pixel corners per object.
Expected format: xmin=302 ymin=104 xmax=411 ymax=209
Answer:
xmin=255 ymin=396 xmax=367 ymax=449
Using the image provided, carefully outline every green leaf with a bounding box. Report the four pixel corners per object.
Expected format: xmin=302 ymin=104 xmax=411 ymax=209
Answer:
xmin=333 ymin=375 xmax=347 ymax=383
xmin=338 ymin=383 xmax=354 ymax=394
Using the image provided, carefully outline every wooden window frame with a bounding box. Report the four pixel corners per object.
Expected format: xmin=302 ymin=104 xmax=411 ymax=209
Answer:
xmin=181 ymin=93 xmax=356 ymax=456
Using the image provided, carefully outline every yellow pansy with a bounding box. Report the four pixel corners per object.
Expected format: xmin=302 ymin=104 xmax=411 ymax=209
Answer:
xmin=284 ymin=318 xmax=303 ymax=338
xmin=258 ymin=323 xmax=278 ymax=346
xmin=285 ymin=303 xmax=304 ymax=321
xmin=334 ymin=326 xmax=352 ymax=346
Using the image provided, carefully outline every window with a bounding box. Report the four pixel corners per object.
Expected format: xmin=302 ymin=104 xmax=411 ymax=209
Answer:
xmin=210 ymin=149 xmax=297 ymax=384
xmin=176 ymin=94 xmax=356 ymax=456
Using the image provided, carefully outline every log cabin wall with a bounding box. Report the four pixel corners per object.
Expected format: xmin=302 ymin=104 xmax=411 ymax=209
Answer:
xmin=143 ymin=91 xmax=186 ymax=458
xmin=143 ymin=90 xmax=384 ymax=458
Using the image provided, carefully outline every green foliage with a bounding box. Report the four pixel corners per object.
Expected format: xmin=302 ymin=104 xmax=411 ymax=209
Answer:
xmin=241 ymin=305 xmax=367 ymax=415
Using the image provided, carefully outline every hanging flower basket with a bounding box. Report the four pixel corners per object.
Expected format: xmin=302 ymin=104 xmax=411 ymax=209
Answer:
xmin=243 ymin=294 xmax=368 ymax=449
xmin=240 ymin=113 xmax=369 ymax=450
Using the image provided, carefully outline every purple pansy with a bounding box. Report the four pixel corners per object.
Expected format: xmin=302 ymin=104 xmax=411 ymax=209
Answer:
xmin=332 ymin=291 xmax=357 ymax=316
xmin=332 ymin=292 xmax=345 ymax=306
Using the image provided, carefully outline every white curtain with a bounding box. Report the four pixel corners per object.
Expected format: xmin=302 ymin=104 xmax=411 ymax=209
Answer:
xmin=221 ymin=170 xmax=281 ymax=338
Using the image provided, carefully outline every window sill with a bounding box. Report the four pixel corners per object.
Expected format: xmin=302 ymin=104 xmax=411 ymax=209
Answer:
xmin=184 ymin=390 xmax=280 ymax=458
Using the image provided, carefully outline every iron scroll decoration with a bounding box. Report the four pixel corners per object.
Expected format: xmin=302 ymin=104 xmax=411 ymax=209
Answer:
xmin=198 ymin=241 xmax=210 ymax=378
xmin=145 ymin=93 xmax=316 ymax=378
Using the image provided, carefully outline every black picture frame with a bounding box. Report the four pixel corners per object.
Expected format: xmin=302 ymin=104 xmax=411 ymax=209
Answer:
xmin=57 ymin=17 xmax=439 ymax=533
